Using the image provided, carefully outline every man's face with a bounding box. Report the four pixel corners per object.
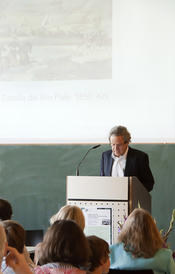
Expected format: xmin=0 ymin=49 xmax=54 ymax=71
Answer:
xmin=110 ymin=135 xmax=128 ymax=157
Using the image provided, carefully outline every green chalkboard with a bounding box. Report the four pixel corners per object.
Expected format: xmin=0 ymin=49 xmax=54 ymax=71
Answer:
xmin=0 ymin=144 xmax=175 ymax=249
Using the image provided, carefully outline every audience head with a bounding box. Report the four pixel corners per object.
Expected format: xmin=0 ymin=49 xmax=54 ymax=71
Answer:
xmin=118 ymin=208 xmax=164 ymax=258
xmin=0 ymin=199 xmax=13 ymax=220
xmin=0 ymin=225 xmax=7 ymax=263
xmin=1 ymin=220 xmax=25 ymax=253
xmin=38 ymin=220 xmax=90 ymax=267
xmin=87 ymin=235 xmax=110 ymax=274
xmin=50 ymin=204 xmax=85 ymax=230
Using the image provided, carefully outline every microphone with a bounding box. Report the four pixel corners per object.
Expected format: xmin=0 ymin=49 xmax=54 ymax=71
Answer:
xmin=76 ymin=144 xmax=101 ymax=176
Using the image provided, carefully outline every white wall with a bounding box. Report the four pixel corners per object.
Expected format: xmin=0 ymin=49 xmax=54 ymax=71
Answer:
xmin=0 ymin=0 xmax=174 ymax=143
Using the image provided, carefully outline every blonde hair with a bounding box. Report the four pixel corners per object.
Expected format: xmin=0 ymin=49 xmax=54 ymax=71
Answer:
xmin=118 ymin=208 xmax=164 ymax=258
xmin=0 ymin=225 xmax=7 ymax=263
xmin=50 ymin=205 xmax=85 ymax=230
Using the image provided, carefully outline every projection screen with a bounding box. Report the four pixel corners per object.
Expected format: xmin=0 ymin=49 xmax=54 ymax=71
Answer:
xmin=0 ymin=0 xmax=174 ymax=143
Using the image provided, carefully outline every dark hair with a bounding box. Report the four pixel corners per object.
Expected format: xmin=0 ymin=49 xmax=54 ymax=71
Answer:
xmin=87 ymin=235 xmax=110 ymax=271
xmin=0 ymin=199 xmax=13 ymax=220
xmin=109 ymin=126 xmax=131 ymax=143
xmin=39 ymin=220 xmax=90 ymax=267
xmin=1 ymin=220 xmax=25 ymax=253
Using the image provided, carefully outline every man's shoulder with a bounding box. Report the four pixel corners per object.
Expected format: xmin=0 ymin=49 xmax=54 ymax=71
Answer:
xmin=102 ymin=149 xmax=112 ymax=157
xmin=128 ymin=146 xmax=148 ymax=158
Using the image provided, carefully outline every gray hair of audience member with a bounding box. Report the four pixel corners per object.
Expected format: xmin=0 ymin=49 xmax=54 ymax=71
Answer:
xmin=108 ymin=125 xmax=131 ymax=143
xmin=1 ymin=220 xmax=25 ymax=253
xmin=50 ymin=205 xmax=85 ymax=230
xmin=0 ymin=199 xmax=13 ymax=220
xmin=0 ymin=225 xmax=7 ymax=263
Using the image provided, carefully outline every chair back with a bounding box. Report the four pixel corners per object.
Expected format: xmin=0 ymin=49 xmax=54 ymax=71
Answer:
xmin=25 ymin=229 xmax=43 ymax=246
xmin=109 ymin=269 xmax=154 ymax=274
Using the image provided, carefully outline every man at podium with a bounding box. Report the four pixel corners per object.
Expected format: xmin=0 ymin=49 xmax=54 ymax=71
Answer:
xmin=100 ymin=125 xmax=154 ymax=192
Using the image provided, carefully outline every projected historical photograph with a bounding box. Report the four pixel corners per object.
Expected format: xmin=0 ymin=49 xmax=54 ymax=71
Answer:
xmin=0 ymin=0 xmax=112 ymax=81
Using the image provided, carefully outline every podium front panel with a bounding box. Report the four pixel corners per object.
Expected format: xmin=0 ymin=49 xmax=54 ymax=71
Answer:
xmin=67 ymin=176 xmax=129 ymax=200
xmin=68 ymin=200 xmax=128 ymax=245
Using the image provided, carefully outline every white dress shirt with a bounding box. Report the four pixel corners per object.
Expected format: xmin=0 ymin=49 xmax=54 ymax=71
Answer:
xmin=111 ymin=147 xmax=128 ymax=177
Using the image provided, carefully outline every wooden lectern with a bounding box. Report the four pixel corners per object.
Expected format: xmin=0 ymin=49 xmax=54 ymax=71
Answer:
xmin=66 ymin=176 xmax=151 ymax=244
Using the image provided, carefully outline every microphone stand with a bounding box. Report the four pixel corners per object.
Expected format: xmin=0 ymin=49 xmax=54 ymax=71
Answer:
xmin=76 ymin=145 xmax=101 ymax=176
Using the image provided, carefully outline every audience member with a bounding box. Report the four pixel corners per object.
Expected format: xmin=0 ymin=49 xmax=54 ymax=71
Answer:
xmin=5 ymin=220 xmax=90 ymax=274
xmin=50 ymin=204 xmax=85 ymax=230
xmin=0 ymin=199 xmax=12 ymax=220
xmin=5 ymin=246 xmax=33 ymax=274
xmin=0 ymin=225 xmax=7 ymax=274
xmin=110 ymin=208 xmax=175 ymax=274
xmin=87 ymin=235 xmax=110 ymax=274
xmin=35 ymin=205 xmax=85 ymax=265
xmin=1 ymin=220 xmax=35 ymax=273
xmin=34 ymin=219 xmax=90 ymax=273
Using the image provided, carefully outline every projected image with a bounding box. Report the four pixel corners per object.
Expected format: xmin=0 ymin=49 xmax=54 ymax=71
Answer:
xmin=82 ymin=207 xmax=112 ymax=245
xmin=0 ymin=0 xmax=112 ymax=81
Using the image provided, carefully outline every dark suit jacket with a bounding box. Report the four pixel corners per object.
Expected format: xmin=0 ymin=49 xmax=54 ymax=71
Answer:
xmin=100 ymin=147 xmax=154 ymax=192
